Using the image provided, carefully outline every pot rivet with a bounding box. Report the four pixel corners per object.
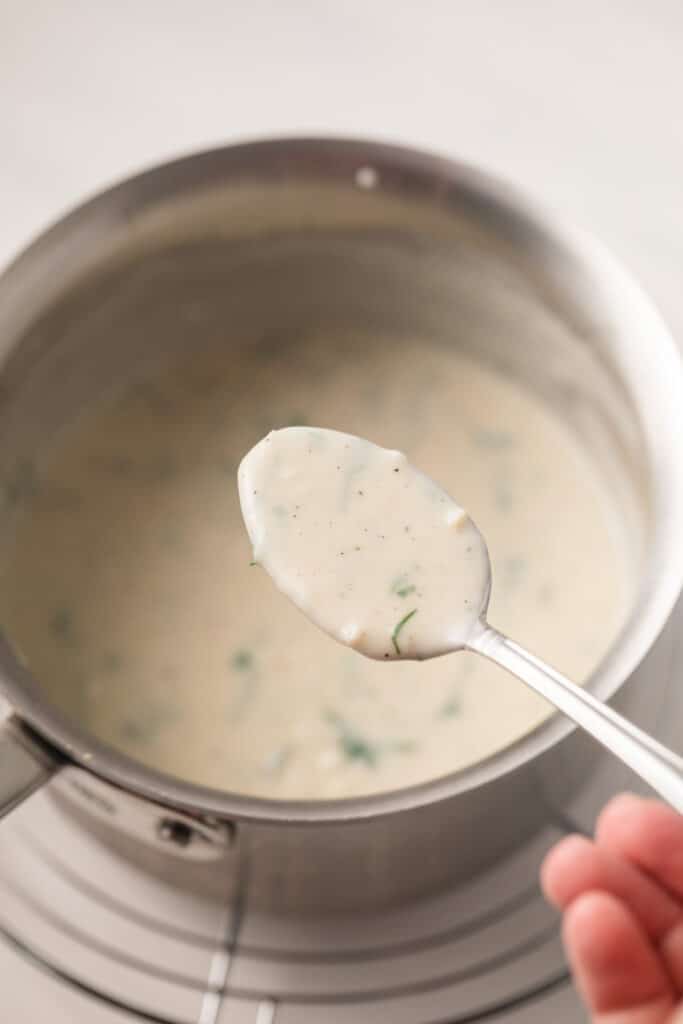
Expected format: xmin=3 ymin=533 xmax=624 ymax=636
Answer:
xmin=157 ymin=818 xmax=194 ymax=847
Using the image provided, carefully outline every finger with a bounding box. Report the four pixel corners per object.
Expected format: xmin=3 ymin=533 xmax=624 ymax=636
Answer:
xmin=541 ymin=835 xmax=681 ymax=941
xmin=595 ymin=795 xmax=683 ymax=991
xmin=597 ymin=794 xmax=683 ymax=902
xmin=563 ymin=891 xmax=675 ymax=1023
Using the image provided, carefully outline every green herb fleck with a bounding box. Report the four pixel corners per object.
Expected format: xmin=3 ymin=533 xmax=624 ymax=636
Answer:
xmin=119 ymin=718 xmax=151 ymax=742
xmin=49 ymin=607 xmax=74 ymax=642
xmin=263 ymin=745 xmax=295 ymax=776
xmin=388 ymin=739 xmax=418 ymax=754
xmin=228 ymin=649 xmax=257 ymax=718
xmin=391 ymin=608 xmax=418 ymax=655
xmin=326 ymin=710 xmax=379 ymax=766
xmin=119 ymin=703 xmax=176 ymax=743
xmin=391 ymin=575 xmax=417 ymax=599
xmin=101 ymin=651 xmax=124 ymax=673
xmin=501 ymin=556 xmax=526 ymax=592
xmin=231 ymin=649 xmax=254 ymax=672
xmin=4 ymin=458 xmax=38 ymax=507
xmin=438 ymin=693 xmax=463 ymax=719
xmin=249 ymin=560 xmax=258 ymax=567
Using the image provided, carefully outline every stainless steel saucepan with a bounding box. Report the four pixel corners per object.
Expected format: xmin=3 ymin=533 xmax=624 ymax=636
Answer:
xmin=0 ymin=138 xmax=681 ymax=913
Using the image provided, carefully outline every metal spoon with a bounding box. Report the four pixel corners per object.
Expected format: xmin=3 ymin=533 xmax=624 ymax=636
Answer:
xmin=240 ymin=426 xmax=683 ymax=812
xmin=469 ymin=622 xmax=683 ymax=811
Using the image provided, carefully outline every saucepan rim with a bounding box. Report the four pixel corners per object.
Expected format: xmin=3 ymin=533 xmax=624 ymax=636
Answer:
xmin=0 ymin=135 xmax=681 ymax=825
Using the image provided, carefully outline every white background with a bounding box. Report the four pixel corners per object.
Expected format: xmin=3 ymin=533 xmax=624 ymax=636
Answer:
xmin=1 ymin=0 xmax=683 ymax=349
xmin=0 ymin=2 xmax=682 ymax=1020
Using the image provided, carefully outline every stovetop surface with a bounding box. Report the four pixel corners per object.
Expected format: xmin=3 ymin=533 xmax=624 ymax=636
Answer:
xmin=0 ymin=787 xmax=574 ymax=1023
xmin=0 ymin=942 xmax=581 ymax=1024
xmin=0 ymin=793 xmax=582 ymax=1024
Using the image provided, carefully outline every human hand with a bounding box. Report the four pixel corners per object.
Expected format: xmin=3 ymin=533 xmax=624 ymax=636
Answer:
xmin=541 ymin=794 xmax=683 ymax=1023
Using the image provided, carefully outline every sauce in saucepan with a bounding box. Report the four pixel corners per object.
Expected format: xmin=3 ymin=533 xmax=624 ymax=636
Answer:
xmin=0 ymin=333 xmax=631 ymax=798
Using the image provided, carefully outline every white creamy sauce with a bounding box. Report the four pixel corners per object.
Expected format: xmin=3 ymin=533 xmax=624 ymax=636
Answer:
xmin=239 ymin=428 xmax=490 ymax=660
xmin=0 ymin=332 xmax=631 ymax=799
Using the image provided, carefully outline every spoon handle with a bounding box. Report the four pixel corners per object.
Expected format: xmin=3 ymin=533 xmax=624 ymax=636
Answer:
xmin=471 ymin=624 xmax=683 ymax=812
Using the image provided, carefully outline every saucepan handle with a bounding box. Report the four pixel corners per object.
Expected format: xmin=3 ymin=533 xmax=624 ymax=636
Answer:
xmin=0 ymin=714 xmax=61 ymax=820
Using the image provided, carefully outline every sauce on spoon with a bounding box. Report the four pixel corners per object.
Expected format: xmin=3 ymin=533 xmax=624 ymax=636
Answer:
xmin=238 ymin=427 xmax=490 ymax=660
